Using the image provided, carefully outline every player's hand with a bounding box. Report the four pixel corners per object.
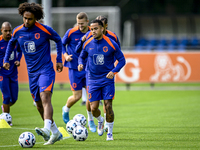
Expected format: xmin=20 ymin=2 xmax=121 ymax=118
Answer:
xmin=14 ymin=60 xmax=20 ymax=67
xmin=3 ymin=63 xmax=10 ymax=70
xmin=106 ymin=71 xmax=115 ymax=79
xmin=56 ymin=62 xmax=63 ymax=73
xmin=78 ymin=64 xmax=83 ymax=71
xmin=82 ymin=35 xmax=86 ymax=42
xmin=64 ymin=53 xmax=73 ymax=62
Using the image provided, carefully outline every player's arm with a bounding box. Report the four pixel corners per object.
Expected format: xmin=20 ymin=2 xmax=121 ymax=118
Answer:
xmin=63 ymin=52 xmax=72 ymax=62
xmin=48 ymin=27 xmax=63 ymax=72
xmin=3 ymin=37 xmax=17 ymax=70
xmin=75 ymin=35 xmax=87 ymax=53
xmin=78 ymin=48 xmax=88 ymax=71
xmin=14 ymin=42 xmax=22 ymax=67
xmin=111 ymin=44 xmax=126 ymax=74
xmin=62 ymin=30 xmax=73 ymax=62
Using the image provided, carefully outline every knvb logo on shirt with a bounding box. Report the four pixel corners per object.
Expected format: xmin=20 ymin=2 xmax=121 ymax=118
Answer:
xmin=35 ymin=33 xmax=40 ymax=39
xmin=93 ymin=54 xmax=104 ymax=65
xmin=24 ymin=41 xmax=36 ymax=53
xmin=103 ymin=46 xmax=108 ymax=52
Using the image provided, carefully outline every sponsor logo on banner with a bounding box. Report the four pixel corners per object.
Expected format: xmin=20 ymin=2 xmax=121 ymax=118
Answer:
xmin=118 ymin=58 xmax=141 ymax=82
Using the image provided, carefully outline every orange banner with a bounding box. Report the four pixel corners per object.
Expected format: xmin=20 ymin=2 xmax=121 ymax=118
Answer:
xmin=18 ymin=52 xmax=200 ymax=83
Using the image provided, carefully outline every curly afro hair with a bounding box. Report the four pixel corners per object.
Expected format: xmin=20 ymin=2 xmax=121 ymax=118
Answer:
xmin=18 ymin=2 xmax=44 ymax=21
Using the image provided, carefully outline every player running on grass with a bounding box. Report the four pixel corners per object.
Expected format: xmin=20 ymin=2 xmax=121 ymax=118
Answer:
xmin=61 ymin=12 xmax=96 ymax=132
xmin=3 ymin=2 xmax=63 ymax=145
xmin=0 ymin=22 xmax=22 ymax=126
xmin=75 ymin=15 xmax=121 ymax=132
xmin=78 ymin=19 xmax=126 ymax=140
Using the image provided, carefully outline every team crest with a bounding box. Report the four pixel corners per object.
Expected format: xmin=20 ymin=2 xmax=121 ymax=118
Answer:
xmin=35 ymin=33 xmax=40 ymax=39
xmin=103 ymin=46 xmax=108 ymax=52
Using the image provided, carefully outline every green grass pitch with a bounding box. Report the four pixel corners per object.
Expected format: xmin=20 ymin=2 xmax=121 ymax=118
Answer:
xmin=0 ymin=83 xmax=200 ymax=150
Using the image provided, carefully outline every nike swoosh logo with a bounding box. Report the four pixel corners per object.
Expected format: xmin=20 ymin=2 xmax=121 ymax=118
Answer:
xmin=19 ymin=36 xmax=24 ymax=38
xmin=89 ymin=48 xmax=94 ymax=50
xmin=1 ymin=47 xmax=4 ymax=49
xmin=75 ymin=38 xmax=79 ymax=41
xmin=41 ymin=86 xmax=46 ymax=89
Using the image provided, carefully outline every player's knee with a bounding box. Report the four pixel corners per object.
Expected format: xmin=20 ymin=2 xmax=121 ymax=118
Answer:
xmin=10 ymin=99 xmax=17 ymax=105
xmin=73 ymin=93 xmax=82 ymax=101
xmin=3 ymin=98 xmax=10 ymax=105
xmin=90 ymin=105 xmax=98 ymax=113
xmin=105 ymin=103 xmax=112 ymax=112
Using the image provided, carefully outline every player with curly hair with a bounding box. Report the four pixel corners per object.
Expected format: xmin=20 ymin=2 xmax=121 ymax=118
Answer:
xmin=3 ymin=2 xmax=63 ymax=145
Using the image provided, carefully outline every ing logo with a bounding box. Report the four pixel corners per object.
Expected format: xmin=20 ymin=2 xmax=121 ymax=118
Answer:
xmin=103 ymin=46 xmax=108 ymax=52
xmin=35 ymin=33 xmax=40 ymax=39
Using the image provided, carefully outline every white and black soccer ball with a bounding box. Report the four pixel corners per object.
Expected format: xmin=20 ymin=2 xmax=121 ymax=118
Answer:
xmin=0 ymin=113 xmax=12 ymax=125
xmin=18 ymin=132 xmax=36 ymax=148
xmin=66 ymin=119 xmax=78 ymax=134
xmin=73 ymin=114 xmax=87 ymax=126
xmin=72 ymin=125 xmax=88 ymax=141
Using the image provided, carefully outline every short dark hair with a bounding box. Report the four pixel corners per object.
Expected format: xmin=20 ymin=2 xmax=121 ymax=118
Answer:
xmin=96 ymin=15 xmax=108 ymax=24
xmin=18 ymin=2 xmax=44 ymax=21
xmin=90 ymin=19 xmax=103 ymax=27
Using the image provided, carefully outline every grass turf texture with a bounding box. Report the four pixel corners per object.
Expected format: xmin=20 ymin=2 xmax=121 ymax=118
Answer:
xmin=0 ymin=84 xmax=200 ymax=149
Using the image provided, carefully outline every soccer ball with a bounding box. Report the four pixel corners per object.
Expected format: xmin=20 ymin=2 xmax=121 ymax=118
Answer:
xmin=73 ymin=114 xmax=87 ymax=126
xmin=18 ymin=132 xmax=36 ymax=148
xmin=0 ymin=113 xmax=12 ymax=125
xmin=66 ymin=119 xmax=78 ymax=134
xmin=72 ymin=125 xmax=88 ymax=141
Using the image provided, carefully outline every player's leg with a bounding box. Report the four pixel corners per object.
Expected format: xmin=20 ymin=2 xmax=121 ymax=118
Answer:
xmin=0 ymin=75 xmax=11 ymax=113
xmin=0 ymin=75 xmax=13 ymax=125
xmin=90 ymin=100 xmax=104 ymax=136
xmin=30 ymin=74 xmax=50 ymax=141
xmin=86 ymin=97 xmax=96 ymax=132
xmin=62 ymin=90 xmax=82 ymax=124
xmin=39 ymin=91 xmax=62 ymax=145
xmin=9 ymin=74 xmax=19 ymax=107
xmin=40 ymin=91 xmax=53 ymax=123
xmin=62 ymin=69 xmax=84 ymax=124
xmin=103 ymin=83 xmax=115 ymax=141
xmin=35 ymin=73 xmax=62 ymax=145
xmin=103 ymin=103 xmax=108 ymax=132
xmin=35 ymin=100 xmax=44 ymax=120
xmin=88 ymin=85 xmax=104 ymax=136
xmin=28 ymin=75 xmax=44 ymax=120
xmin=85 ymin=74 xmax=96 ymax=132
xmin=104 ymin=99 xmax=114 ymax=140
xmin=81 ymin=87 xmax=87 ymax=105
